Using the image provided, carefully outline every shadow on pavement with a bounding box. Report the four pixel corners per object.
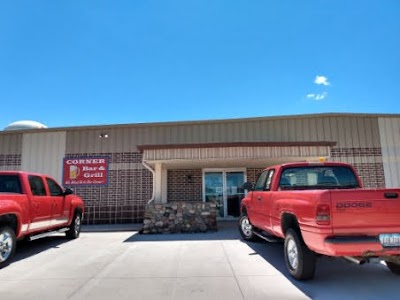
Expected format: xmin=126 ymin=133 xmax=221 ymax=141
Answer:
xmin=125 ymin=220 xmax=400 ymax=300
xmin=13 ymin=236 xmax=71 ymax=264
xmin=123 ymin=221 xmax=239 ymax=242
xmin=248 ymin=239 xmax=400 ymax=300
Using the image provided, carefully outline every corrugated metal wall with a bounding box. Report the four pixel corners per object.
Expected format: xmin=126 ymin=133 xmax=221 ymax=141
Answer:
xmin=65 ymin=115 xmax=380 ymax=152
xmin=21 ymin=131 xmax=66 ymax=182
xmin=0 ymin=133 xmax=23 ymax=170
xmin=379 ymin=117 xmax=400 ymax=187
xmin=0 ymin=133 xmax=23 ymax=154
xmin=143 ymin=146 xmax=331 ymax=161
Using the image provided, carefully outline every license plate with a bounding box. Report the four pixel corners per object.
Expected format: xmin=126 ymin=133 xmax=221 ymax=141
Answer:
xmin=379 ymin=233 xmax=400 ymax=247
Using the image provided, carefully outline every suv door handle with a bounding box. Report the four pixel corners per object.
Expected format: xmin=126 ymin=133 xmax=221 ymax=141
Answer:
xmin=257 ymin=196 xmax=262 ymax=201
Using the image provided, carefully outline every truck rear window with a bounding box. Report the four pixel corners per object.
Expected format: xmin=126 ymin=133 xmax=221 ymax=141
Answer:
xmin=280 ymin=166 xmax=359 ymax=189
xmin=0 ymin=175 xmax=23 ymax=194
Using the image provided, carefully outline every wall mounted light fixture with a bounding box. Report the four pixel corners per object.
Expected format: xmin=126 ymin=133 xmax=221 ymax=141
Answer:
xmin=99 ymin=133 xmax=109 ymax=138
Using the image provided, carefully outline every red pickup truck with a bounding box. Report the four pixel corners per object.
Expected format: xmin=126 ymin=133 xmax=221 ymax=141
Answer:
xmin=239 ymin=162 xmax=400 ymax=280
xmin=0 ymin=171 xmax=84 ymax=268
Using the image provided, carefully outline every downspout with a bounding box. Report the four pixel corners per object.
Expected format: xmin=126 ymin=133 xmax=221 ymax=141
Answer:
xmin=142 ymin=160 xmax=155 ymax=204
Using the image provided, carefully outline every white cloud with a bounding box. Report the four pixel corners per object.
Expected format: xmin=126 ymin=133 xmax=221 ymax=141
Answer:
xmin=315 ymin=92 xmax=327 ymax=100
xmin=306 ymin=92 xmax=327 ymax=101
xmin=314 ymin=75 xmax=330 ymax=86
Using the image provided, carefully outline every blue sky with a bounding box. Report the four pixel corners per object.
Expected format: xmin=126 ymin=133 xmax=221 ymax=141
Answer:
xmin=0 ymin=1 xmax=399 ymax=129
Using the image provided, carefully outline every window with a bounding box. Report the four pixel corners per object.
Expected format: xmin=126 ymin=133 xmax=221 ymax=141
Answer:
xmin=46 ymin=178 xmax=63 ymax=196
xmin=265 ymin=170 xmax=275 ymax=190
xmin=0 ymin=175 xmax=22 ymax=194
xmin=280 ymin=166 xmax=359 ymax=189
xmin=28 ymin=176 xmax=47 ymax=196
xmin=254 ymin=170 xmax=275 ymax=191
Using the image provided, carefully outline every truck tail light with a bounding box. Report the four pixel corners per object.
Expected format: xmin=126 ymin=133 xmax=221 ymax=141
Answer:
xmin=316 ymin=204 xmax=331 ymax=225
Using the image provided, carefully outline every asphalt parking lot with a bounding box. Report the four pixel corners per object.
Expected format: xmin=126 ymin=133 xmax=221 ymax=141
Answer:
xmin=0 ymin=222 xmax=399 ymax=300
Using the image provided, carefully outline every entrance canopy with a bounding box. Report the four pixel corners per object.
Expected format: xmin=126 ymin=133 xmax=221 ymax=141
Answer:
xmin=139 ymin=142 xmax=335 ymax=169
xmin=138 ymin=142 xmax=336 ymax=204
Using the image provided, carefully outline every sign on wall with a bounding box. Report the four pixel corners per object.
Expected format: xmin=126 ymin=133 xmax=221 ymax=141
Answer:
xmin=63 ymin=156 xmax=109 ymax=186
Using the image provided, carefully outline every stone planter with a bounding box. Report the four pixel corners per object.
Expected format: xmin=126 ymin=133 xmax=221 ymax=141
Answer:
xmin=142 ymin=201 xmax=218 ymax=233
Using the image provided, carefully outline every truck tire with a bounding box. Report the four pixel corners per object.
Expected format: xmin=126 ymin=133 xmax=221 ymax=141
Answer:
xmin=238 ymin=213 xmax=256 ymax=241
xmin=66 ymin=212 xmax=82 ymax=239
xmin=284 ymin=228 xmax=316 ymax=280
xmin=0 ymin=226 xmax=16 ymax=269
xmin=385 ymin=261 xmax=400 ymax=275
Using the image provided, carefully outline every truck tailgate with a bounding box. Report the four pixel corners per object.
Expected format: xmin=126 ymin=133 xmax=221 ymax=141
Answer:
xmin=331 ymin=189 xmax=400 ymax=235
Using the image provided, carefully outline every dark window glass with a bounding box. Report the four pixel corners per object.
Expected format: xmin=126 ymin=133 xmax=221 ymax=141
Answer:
xmin=28 ymin=176 xmax=47 ymax=196
xmin=280 ymin=166 xmax=359 ymax=189
xmin=46 ymin=178 xmax=63 ymax=196
xmin=254 ymin=170 xmax=275 ymax=191
xmin=0 ymin=175 xmax=22 ymax=194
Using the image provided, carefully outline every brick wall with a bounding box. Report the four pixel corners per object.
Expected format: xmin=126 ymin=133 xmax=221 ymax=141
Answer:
xmin=66 ymin=152 xmax=152 ymax=225
xmin=0 ymin=154 xmax=21 ymax=168
xmin=331 ymin=147 xmax=382 ymax=157
xmin=167 ymin=168 xmax=266 ymax=202
xmin=352 ymin=163 xmax=385 ymax=188
xmin=66 ymin=152 xmax=142 ymax=163
xmin=167 ymin=169 xmax=203 ymax=201
xmin=331 ymin=147 xmax=386 ymax=188
xmin=246 ymin=168 xmax=264 ymax=185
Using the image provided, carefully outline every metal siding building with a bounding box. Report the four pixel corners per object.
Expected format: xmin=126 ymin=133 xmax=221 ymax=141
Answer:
xmin=1 ymin=113 xmax=399 ymax=224
xmin=379 ymin=117 xmax=400 ymax=188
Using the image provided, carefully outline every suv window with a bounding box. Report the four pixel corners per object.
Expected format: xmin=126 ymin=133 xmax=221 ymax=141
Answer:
xmin=46 ymin=178 xmax=63 ymax=196
xmin=28 ymin=176 xmax=47 ymax=196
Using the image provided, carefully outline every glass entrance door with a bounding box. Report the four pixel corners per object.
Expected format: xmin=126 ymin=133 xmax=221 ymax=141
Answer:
xmin=226 ymin=171 xmax=246 ymax=218
xmin=203 ymin=169 xmax=246 ymax=218
xmin=204 ymin=172 xmax=224 ymax=217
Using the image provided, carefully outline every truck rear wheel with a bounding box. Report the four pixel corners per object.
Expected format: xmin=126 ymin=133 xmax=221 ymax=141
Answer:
xmin=284 ymin=228 xmax=316 ymax=280
xmin=0 ymin=226 xmax=16 ymax=269
xmin=66 ymin=212 xmax=82 ymax=239
xmin=385 ymin=261 xmax=400 ymax=275
xmin=238 ymin=214 xmax=256 ymax=241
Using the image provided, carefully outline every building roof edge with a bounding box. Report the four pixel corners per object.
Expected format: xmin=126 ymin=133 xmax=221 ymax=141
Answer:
xmin=1 ymin=112 xmax=399 ymax=135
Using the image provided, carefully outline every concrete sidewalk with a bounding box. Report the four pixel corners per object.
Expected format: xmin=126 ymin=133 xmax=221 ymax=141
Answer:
xmin=81 ymin=223 xmax=143 ymax=232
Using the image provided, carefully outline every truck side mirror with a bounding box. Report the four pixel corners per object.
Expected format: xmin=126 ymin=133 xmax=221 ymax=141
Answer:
xmin=242 ymin=182 xmax=254 ymax=191
xmin=64 ymin=187 xmax=74 ymax=196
